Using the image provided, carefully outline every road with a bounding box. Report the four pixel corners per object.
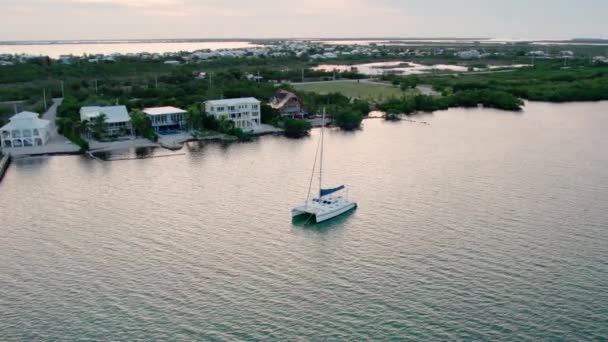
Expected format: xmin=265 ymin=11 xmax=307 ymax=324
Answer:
xmin=42 ymin=98 xmax=63 ymax=134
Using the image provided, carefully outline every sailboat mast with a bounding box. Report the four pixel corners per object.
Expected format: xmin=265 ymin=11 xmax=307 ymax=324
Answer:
xmin=319 ymin=108 xmax=325 ymax=197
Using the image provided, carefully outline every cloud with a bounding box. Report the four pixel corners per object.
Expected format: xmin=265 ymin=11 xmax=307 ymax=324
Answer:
xmin=1 ymin=0 xmax=606 ymax=40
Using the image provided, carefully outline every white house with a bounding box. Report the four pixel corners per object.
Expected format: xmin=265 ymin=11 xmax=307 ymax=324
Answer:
xmin=143 ymin=106 xmax=187 ymax=133
xmin=205 ymin=98 xmax=261 ymax=130
xmin=1 ymin=111 xmax=51 ymax=148
xmin=80 ymin=105 xmax=132 ymax=136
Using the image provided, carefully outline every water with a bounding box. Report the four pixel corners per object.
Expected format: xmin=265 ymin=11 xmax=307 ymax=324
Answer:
xmin=312 ymin=61 xmax=530 ymax=76
xmin=1 ymin=101 xmax=608 ymax=340
xmin=313 ymin=61 xmax=470 ymax=75
xmin=0 ymin=41 xmax=262 ymax=58
xmin=317 ymin=38 xmax=608 ymax=46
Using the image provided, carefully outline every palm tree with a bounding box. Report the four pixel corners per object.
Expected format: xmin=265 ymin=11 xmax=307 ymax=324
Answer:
xmin=186 ymin=104 xmax=205 ymax=131
xmin=218 ymin=116 xmax=234 ymax=134
xmin=91 ymin=113 xmax=108 ymax=140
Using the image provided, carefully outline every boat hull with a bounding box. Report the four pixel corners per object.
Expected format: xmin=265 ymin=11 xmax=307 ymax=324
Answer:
xmin=292 ymin=201 xmax=357 ymax=224
xmin=316 ymin=202 xmax=357 ymax=223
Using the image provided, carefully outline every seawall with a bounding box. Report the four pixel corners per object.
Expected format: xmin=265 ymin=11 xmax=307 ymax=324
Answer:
xmin=0 ymin=153 xmax=12 ymax=184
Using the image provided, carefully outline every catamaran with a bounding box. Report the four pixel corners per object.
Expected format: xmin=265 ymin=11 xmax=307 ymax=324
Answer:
xmin=291 ymin=111 xmax=357 ymax=223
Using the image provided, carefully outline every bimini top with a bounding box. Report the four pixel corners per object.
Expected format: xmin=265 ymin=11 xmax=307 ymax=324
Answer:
xmin=320 ymin=185 xmax=345 ymax=197
xmin=1 ymin=111 xmax=50 ymax=131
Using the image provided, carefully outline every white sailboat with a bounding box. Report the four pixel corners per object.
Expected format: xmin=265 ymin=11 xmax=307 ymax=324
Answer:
xmin=291 ymin=111 xmax=357 ymax=223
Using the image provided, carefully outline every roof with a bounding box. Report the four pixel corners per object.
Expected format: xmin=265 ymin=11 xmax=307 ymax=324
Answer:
xmin=143 ymin=106 xmax=187 ymax=116
xmin=80 ymin=106 xmax=130 ymax=123
xmin=206 ymin=97 xmax=261 ymax=106
xmin=1 ymin=111 xmax=50 ymax=131
xmin=270 ymin=90 xmax=300 ymax=110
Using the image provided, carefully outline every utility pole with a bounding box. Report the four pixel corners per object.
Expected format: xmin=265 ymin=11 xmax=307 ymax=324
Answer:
xmin=43 ymin=89 xmax=48 ymax=111
xmin=61 ymin=80 xmax=65 ymax=98
xmin=95 ymin=79 xmax=98 ymax=94
xmin=13 ymin=103 xmax=18 ymax=114
xmin=155 ymin=75 xmax=158 ymax=89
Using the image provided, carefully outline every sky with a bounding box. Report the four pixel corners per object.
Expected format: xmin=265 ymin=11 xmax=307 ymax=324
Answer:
xmin=1 ymin=0 xmax=607 ymax=41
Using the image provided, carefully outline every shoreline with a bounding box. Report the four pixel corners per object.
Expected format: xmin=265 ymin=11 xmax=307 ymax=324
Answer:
xmin=5 ymin=99 xmax=606 ymax=161
xmin=0 ymin=154 xmax=11 ymax=183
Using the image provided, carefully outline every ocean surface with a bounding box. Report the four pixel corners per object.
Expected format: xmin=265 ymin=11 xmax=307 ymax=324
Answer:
xmin=0 ymin=41 xmax=261 ymax=58
xmin=1 ymin=101 xmax=607 ymax=340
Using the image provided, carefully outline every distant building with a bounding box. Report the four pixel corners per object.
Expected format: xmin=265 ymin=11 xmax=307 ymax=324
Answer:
xmin=593 ymin=56 xmax=608 ymax=64
xmin=246 ymin=74 xmax=264 ymax=82
xmin=143 ymin=106 xmax=187 ymax=133
xmin=456 ymin=50 xmax=481 ymax=59
xmin=164 ymin=60 xmax=181 ymax=66
xmin=529 ymin=50 xmax=548 ymax=57
xmin=560 ymin=50 xmax=574 ymax=57
xmin=205 ymin=98 xmax=261 ymax=130
xmin=1 ymin=111 xmax=51 ymax=148
xmin=58 ymin=55 xmax=73 ymax=65
xmin=80 ymin=105 xmax=132 ymax=137
xmin=269 ymin=90 xmax=305 ymax=118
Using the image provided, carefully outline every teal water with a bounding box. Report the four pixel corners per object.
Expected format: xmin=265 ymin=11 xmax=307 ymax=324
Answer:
xmin=1 ymin=101 xmax=607 ymax=340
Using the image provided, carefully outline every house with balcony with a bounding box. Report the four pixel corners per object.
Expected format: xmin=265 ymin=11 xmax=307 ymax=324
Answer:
xmin=205 ymin=98 xmax=261 ymax=130
xmin=143 ymin=106 xmax=187 ymax=133
xmin=80 ymin=105 xmax=132 ymax=137
xmin=269 ymin=90 xmax=305 ymax=118
xmin=1 ymin=111 xmax=51 ymax=149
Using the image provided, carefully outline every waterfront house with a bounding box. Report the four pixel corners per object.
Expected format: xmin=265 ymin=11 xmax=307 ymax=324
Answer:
xmin=143 ymin=106 xmax=187 ymax=133
xmin=1 ymin=111 xmax=51 ymax=148
xmin=269 ymin=90 xmax=305 ymax=118
xmin=205 ymin=98 xmax=261 ymax=130
xmin=80 ymin=106 xmax=132 ymax=137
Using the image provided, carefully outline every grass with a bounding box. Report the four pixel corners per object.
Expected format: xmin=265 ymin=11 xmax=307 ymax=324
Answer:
xmin=292 ymin=80 xmax=416 ymax=101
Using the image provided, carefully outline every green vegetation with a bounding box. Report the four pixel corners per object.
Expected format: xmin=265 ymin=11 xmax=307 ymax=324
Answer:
xmin=282 ymin=118 xmax=312 ymax=137
xmin=55 ymin=96 xmax=89 ymax=150
xmin=3 ymin=51 xmax=608 ymax=144
xmin=261 ymin=103 xmax=280 ymax=124
xmin=292 ymin=80 xmax=412 ymax=101
xmin=129 ymin=109 xmax=156 ymax=141
xmin=185 ymin=104 xmax=206 ymax=131
xmin=402 ymin=60 xmax=608 ymax=103
xmin=333 ymin=109 xmax=364 ymax=130
xmin=378 ymin=90 xmax=523 ymax=115
xmin=89 ymin=114 xmax=108 ymax=140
